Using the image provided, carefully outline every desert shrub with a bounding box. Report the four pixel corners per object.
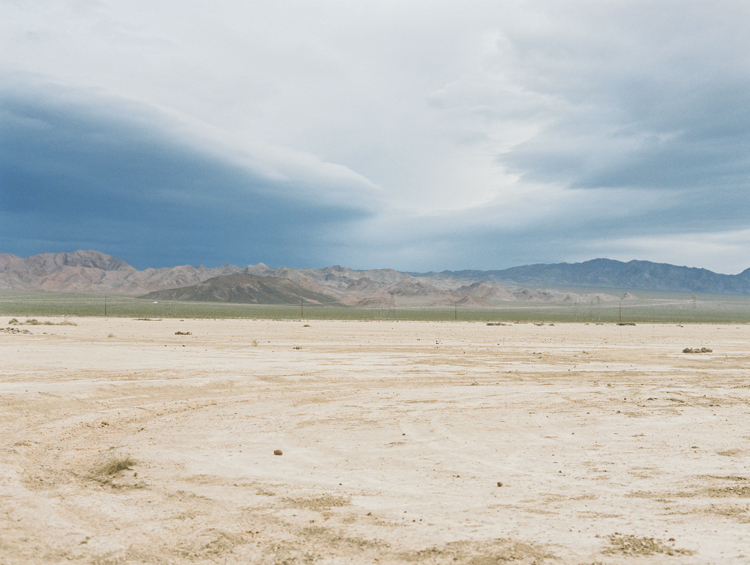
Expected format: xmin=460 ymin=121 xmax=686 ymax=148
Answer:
xmin=97 ymin=456 xmax=135 ymax=476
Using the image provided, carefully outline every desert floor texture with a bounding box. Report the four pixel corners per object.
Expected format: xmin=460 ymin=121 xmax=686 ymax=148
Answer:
xmin=1 ymin=317 xmax=749 ymax=564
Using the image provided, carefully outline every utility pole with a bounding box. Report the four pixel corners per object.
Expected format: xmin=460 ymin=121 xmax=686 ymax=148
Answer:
xmin=454 ymin=301 xmax=457 ymax=320
xmin=300 ymin=298 xmax=304 ymax=319
xmin=104 ymin=295 xmax=107 ymax=317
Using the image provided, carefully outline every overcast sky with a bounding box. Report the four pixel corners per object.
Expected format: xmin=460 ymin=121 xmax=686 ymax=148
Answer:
xmin=2 ymin=1 xmax=750 ymax=272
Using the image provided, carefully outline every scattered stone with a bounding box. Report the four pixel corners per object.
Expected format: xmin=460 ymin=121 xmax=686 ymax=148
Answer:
xmin=175 ymin=331 xmax=192 ymax=335
xmin=683 ymin=347 xmax=712 ymax=353
xmin=273 ymin=449 xmax=283 ymax=456
xmin=497 ymin=481 xmax=503 ymax=487
xmin=617 ymin=322 xmax=636 ymax=326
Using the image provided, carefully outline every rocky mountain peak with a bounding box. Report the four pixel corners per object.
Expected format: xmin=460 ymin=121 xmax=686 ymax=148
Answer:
xmin=24 ymin=250 xmax=135 ymax=272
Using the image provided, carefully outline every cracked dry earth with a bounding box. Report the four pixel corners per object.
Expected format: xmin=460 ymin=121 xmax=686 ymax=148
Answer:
xmin=2 ymin=318 xmax=750 ymax=564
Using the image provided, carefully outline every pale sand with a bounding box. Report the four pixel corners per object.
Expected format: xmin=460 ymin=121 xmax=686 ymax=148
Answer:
xmin=1 ymin=317 xmax=749 ymax=564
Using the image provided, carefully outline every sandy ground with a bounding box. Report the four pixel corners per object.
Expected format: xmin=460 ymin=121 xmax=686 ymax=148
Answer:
xmin=1 ymin=317 xmax=750 ymax=564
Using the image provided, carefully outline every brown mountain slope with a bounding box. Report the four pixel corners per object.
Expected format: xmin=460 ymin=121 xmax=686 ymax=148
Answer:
xmin=0 ymin=250 xmax=636 ymax=305
xmin=0 ymin=250 xmax=252 ymax=294
xmin=140 ymin=274 xmax=340 ymax=305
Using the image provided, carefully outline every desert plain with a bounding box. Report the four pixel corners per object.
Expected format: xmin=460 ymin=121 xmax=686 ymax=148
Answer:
xmin=1 ymin=317 xmax=750 ymax=564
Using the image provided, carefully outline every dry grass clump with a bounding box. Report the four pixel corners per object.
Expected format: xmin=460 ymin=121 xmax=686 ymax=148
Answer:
xmin=402 ymin=538 xmax=555 ymax=564
xmin=1 ymin=327 xmax=32 ymax=334
xmin=96 ymin=455 xmax=136 ymax=476
xmin=604 ymin=534 xmax=693 ymax=556
xmin=284 ymin=494 xmax=350 ymax=510
xmin=8 ymin=318 xmax=77 ymax=326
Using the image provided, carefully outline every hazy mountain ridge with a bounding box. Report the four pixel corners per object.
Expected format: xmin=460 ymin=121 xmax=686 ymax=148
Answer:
xmin=433 ymin=259 xmax=750 ymax=294
xmin=0 ymin=251 xmax=250 ymax=294
xmin=4 ymin=250 xmax=749 ymax=306
xmin=141 ymin=274 xmax=339 ymax=305
xmin=138 ymin=273 xmax=625 ymax=307
xmin=0 ymin=250 xmax=134 ymax=272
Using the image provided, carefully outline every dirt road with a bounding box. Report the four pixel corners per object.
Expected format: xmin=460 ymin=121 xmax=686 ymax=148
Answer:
xmin=2 ymin=318 xmax=749 ymax=563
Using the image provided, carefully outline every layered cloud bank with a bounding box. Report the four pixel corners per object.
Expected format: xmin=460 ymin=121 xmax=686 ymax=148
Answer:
xmin=2 ymin=2 xmax=750 ymax=272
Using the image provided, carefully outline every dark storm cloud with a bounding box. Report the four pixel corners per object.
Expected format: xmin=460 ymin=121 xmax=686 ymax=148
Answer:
xmin=497 ymin=0 xmax=750 ymax=204
xmin=0 ymin=80 xmax=377 ymax=268
xmin=4 ymin=2 xmax=750 ymax=273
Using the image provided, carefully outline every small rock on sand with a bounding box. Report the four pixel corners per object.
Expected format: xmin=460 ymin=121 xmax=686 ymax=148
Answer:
xmin=273 ymin=449 xmax=283 ymax=456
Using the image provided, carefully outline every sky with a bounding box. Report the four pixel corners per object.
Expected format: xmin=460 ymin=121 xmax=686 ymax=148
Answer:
xmin=2 ymin=1 xmax=750 ymax=273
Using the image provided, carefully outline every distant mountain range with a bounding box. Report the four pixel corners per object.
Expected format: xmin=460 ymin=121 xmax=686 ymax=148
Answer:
xmin=427 ymin=259 xmax=750 ymax=295
xmin=141 ymin=273 xmax=340 ymax=305
xmin=1 ymin=250 xmax=749 ymax=306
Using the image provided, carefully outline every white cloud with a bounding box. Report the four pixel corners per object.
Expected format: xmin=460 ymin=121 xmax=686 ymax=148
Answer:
xmin=3 ymin=1 xmax=750 ymax=271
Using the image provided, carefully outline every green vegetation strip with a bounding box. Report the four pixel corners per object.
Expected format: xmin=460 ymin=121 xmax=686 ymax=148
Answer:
xmin=2 ymin=290 xmax=750 ymax=323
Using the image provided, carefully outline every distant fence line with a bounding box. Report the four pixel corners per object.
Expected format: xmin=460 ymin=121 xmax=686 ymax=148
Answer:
xmin=1 ymin=291 xmax=750 ymax=323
